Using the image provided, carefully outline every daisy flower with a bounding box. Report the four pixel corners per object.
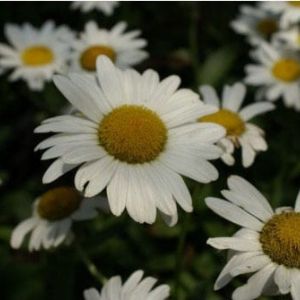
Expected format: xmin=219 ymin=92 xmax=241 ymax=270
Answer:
xmin=83 ymin=270 xmax=170 ymax=300
xmin=245 ymin=42 xmax=300 ymax=111
xmin=70 ymin=21 xmax=148 ymax=73
xmin=0 ymin=21 xmax=74 ymax=91
xmin=199 ymin=83 xmax=274 ymax=168
xmin=274 ymin=26 xmax=300 ymax=50
xmin=231 ymin=5 xmax=279 ymax=45
xmin=206 ymin=175 xmax=300 ymax=300
xmin=261 ymin=1 xmax=300 ymax=28
xmin=34 ymin=56 xmax=225 ymax=225
xmin=10 ymin=187 xmax=104 ymax=251
xmin=71 ymin=1 xmax=119 ymax=16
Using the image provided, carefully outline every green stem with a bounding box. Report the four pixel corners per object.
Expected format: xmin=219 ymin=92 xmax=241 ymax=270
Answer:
xmin=174 ymin=214 xmax=189 ymax=300
xmin=76 ymin=242 xmax=106 ymax=285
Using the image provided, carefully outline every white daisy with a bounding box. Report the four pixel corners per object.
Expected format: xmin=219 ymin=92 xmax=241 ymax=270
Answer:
xmin=206 ymin=175 xmax=300 ymax=300
xmin=261 ymin=1 xmax=300 ymax=28
xmin=83 ymin=270 xmax=170 ymax=300
xmin=199 ymin=83 xmax=274 ymax=168
xmin=70 ymin=21 xmax=148 ymax=73
xmin=245 ymin=42 xmax=300 ymax=111
xmin=71 ymin=1 xmax=119 ymax=16
xmin=231 ymin=5 xmax=279 ymax=45
xmin=274 ymin=26 xmax=300 ymax=50
xmin=10 ymin=187 xmax=104 ymax=251
xmin=34 ymin=56 xmax=225 ymax=225
xmin=0 ymin=21 xmax=74 ymax=91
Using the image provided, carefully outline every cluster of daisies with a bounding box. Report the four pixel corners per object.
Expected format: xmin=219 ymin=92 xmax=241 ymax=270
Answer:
xmin=3 ymin=1 xmax=300 ymax=300
xmin=0 ymin=2 xmax=146 ymax=90
xmin=232 ymin=1 xmax=300 ymax=111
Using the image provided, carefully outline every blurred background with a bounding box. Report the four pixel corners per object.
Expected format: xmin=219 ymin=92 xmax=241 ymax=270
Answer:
xmin=0 ymin=1 xmax=299 ymax=300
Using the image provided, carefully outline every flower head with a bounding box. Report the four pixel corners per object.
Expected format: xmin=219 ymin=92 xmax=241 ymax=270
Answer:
xmin=70 ymin=21 xmax=148 ymax=73
xmin=262 ymin=1 xmax=300 ymax=29
xmin=83 ymin=270 xmax=170 ymax=300
xmin=245 ymin=42 xmax=300 ymax=111
xmin=34 ymin=56 xmax=225 ymax=225
xmin=206 ymin=175 xmax=300 ymax=300
xmin=10 ymin=187 xmax=104 ymax=251
xmin=199 ymin=83 xmax=274 ymax=167
xmin=0 ymin=21 xmax=74 ymax=90
xmin=231 ymin=5 xmax=279 ymax=45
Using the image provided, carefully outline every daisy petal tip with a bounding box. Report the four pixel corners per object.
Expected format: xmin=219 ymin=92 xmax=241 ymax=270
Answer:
xmin=96 ymin=54 xmax=114 ymax=69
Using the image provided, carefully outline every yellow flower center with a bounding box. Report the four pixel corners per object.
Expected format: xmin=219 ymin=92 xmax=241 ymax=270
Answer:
xmin=199 ymin=109 xmax=245 ymax=137
xmin=80 ymin=45 xmax=116 ymax=71
xmin=272 ymin=58 xmax=300 ymax=82
xmin=260 ymin=212 xmax=300 ymax=268
xmin=37 ymin=187 xmax=81 ymax=221
xmin=21 ymin=45 xmax=54 ymax=66
xmin=256 ymin=19 xmax=278 ymax=38
xmin=289 ymin=1 xmax=300 ymax=7
xmin=98 ymin=105 xmax=167 ymax=164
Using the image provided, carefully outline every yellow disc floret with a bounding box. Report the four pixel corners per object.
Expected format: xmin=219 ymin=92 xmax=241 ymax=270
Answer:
xmin=256 ymin=19 xmax=278 ymax=38
xmin=199 ymin=109 xmax=245 ymax=137
xmin=260 ymin=212 xmax=300 ymax=268
xmin=289 ymin=1 xmax=300 ymax=7
xmin=37 ymin=187 xmax=81 ymax=221
xmin=272 ymin=58 xmax=300 ymax=82
xmin=98 ymin=105 xmax=167 ymax=164
xmin=80 ymin=45 xmax=116 ymax=71
xmin=22 ymin=45 xmax=54 ymax=66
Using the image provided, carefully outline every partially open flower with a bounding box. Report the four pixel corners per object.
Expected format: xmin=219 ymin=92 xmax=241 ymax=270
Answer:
xmin=10 ymin=187 xmax=105 ymax=251
xmin=199 ymin=82 xmax=274 ymax=167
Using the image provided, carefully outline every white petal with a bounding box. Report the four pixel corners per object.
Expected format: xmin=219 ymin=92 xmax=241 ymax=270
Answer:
xmin=53 ymin=75 xmax=101 ymax=123
xmin=153 ymin=162 xmax=192 ymax=212
xmin=294 ymin=189 xmax=300 ymax=212
xmin=10 ymin=218 xmax=37 ymax=249
xmin=77 ymin=156 xmax=117 ymax=197
xmin=221 ymin=189 xmax=273 ymax=222
xmin=222 ymin=83 xmax=246 ymax=112
xmin=230 ymin=254 xmax=270 ymax=276
xmin=227 ymin=176 xmax=274 ymax=216
xmin=207 ymin=237 xmax=261 ymax=251
xmin=199 ymin=85 xmax=220 ymax=107
xmin=107 ymin=163 xmax=129 ymax=216
xmin=160 ymin=150 xmax=219 ymax=184
xmin=62 ymin=145 xmax=106 ymax=164
xmin=68 ymin=73 xmax=111 ymax=115
xmin=214 ymin=251 xmax=262 ymax=290
xmin=125 ymin=166 xmax=157 ymax=224
xmin=96 ymin=56 xmax=124 ymax=108
xmin=240 ymin=136 xmax=256 ymax=168
xmin=274 ymin=265 xmax=291 ymax=295
xmin=122 ymin=270 xmax=144 ymax=295
xmin=205 ymin=197 xmax=264 ymax=231
xmin=146 ymin=284 xmax=170 ymax=300
xmin=239 ymin=102 xmax=275 ymax=121
xmin=232 ymin=263 xmax=276 ymax=300
xmin=43 ymin=159 xmax=77 ymax=184
xmin=147 ymin=75 xmax=181 ymax=108
xmin=83 ymin=288 xmax=101 ymax=300
xmin=291 ymin=271 xmax=300 ymax=300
